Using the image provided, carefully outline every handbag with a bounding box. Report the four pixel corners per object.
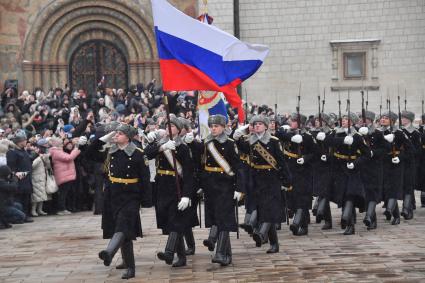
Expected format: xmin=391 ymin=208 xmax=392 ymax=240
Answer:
xmin=45 ymin=169 xmax=58 ymax=194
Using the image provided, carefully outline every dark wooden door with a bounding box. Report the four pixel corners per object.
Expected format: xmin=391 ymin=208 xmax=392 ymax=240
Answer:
xmin=70 ymin=40 xmax=128 ymax=97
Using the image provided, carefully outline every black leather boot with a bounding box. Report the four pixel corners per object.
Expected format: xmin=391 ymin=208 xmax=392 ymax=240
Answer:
xmin=116 ymin=248 xmax=127 ymax=269
xmin=401 ymin=194 xmax=413 ymax=220
xmin=172 ymin=234 xmax=187 ymax=267
xmin=121 ymin=241 xmax=135 ymax=279
xmin=316 ymin=197 xmax=327 ymax=223
xmin=321 ymin=201 xmax=332 ymax=230
xmin=157 ymin=232 xmax=178 ymax=265
xmin=240 ymin=213 xmax=251 ymax=232
xmin=391 ymin=202 xmax=401 ymax=225
xmin=296 ymin=209 xmax=308 ymax=236
xmin=341 ymin=200 xmax=353 ymax=229
xmin=384 ymin=198 xmax=396 ymax=221
xmin=203 ymin=225 xmax=218 ymax=251
xmin=421 ymin=192 xmax=425 ymax=208
xmin=343 ymin=209 xmax=355 ymax=235
xmin=99 ymin=232 xmax=125 ymax=266
xmin=227 ymin=238 xmax=232 ymax=264
xmin=290 ymin=209 xmax=303 ymax=235
xmin=367 ymin=210 xmax=377 ymax=230
xmin=253 ymin=222 xmax=271 ymax=247
xmin=363 ymin=201 xmax=377 ymax=228
xmin=212 ymin=231 xmax=230 ymax=266
xmin=312 ymin=197 xmax=319 ymax=217
xmin=246 ymin=210 xmax=258 ymax=234
xmin=266 ymin=225 xmax=279 ymax=253
xmin=184 ymin=229 xmax=195 ymax=255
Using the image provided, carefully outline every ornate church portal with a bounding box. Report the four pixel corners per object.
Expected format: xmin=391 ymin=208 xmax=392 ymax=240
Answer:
xmin=70 ymin=40 xmax=128 ymax=96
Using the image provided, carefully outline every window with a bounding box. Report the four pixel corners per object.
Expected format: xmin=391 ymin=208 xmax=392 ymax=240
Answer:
xmin=344 ymin=52 xmax=365 ymax=79
xmin=330 ymin=39 xmax=380 ymax=91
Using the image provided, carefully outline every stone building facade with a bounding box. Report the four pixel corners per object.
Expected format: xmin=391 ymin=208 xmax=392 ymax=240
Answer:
xmin=203 ymin=0 xmax=425 ymax=116
xmin=1 ymin=0 xmax=425 ymax=116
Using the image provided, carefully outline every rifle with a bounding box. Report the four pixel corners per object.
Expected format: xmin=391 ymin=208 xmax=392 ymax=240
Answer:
xmin=366 ymin=89 xmax=369 ymax=111
xmin=422 ymin=95 xmax=424 ymax=125
xmin=347 ymin=90 xmax=352 ymax=135
xmin=379 ymin=92 xmax=382 ymax=119
xmin=361 ymin=89 xmax=366 ymax=126
xmin=398 ymin=95 xmax=402 ymax=129
xmin=296 ymin=83 xmax=302 ymax=155
xmin=404 ymin=89 xmax=407 ymax=111
xmin=322 ymin=87 xmax=326 ymax=114
xmin=338 ymin=90 xmax=342 ymax=127
xmin=163 ymin=95 xmax=182 ymax=200
xmin=318 ymin=95 xmax=322 ymax=128
xmin=388 ymin=95 xmax=397 ymax=158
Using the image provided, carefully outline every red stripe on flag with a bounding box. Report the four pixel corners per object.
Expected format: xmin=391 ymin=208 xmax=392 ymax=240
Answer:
xmin=160 ymin=59 xmax=245 ymax=123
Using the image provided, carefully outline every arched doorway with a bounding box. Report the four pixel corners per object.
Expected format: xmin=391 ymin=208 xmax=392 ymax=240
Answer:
xmin=69 ymin=40 xmax=128 ymax=96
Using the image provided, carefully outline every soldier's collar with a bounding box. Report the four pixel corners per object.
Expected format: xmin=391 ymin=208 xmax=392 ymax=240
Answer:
xmin=109 ymin=142 xmax=137 ymax=156
xmin=249 ymin=130 xmax=271 ymax=145
xmin=205 ymin=132 xmax=228 ymax=144
xmin=403 ymin=124 xmax=417 ymax=133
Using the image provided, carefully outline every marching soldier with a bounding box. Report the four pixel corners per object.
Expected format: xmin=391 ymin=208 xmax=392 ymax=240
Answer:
xmin=400 ymin=110 xmax=420 ymax=220
xmin=379 ymin=111 xmax=405 ymax=225
xmin=327 ymin=112 xmax=369 ymax=235
xmin=235 ymin=115 xmax=291 ymax=252
xmin=144 ymin=117 xmax=195 ymax=268
xmin=419 ymin=114 xmax=425 ymax=207
xmin=97 ymin=124 xmax=150 ymax=279
xmin=312 ymin=113 xmax=334 ymax=230
xmin=276 ymin=113 xmax=315 ymax=236
xmin=358 ymin=111 xmax=387 ymax=230
xmin=197 ymin=114 xmax=242 ymax=266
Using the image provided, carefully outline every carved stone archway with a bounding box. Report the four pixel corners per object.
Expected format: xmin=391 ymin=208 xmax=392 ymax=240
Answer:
xmin=21 ymin=0 xmax=159 ymax=92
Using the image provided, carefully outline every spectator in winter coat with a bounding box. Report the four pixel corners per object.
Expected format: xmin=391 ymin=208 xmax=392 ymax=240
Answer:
xmin=49 ymin=137 xmax=81 ymax=215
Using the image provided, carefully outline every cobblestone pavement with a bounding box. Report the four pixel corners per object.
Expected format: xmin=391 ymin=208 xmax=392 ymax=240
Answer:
xmin=1 ymin=196 xmax=425 ymax=283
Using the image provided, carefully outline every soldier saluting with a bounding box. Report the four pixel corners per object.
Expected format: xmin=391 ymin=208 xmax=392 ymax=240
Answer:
xmin=97 ymin=123 xmax=151 ymax=279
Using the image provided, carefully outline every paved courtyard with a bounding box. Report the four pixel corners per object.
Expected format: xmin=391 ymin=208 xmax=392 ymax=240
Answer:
xmin=1 ymin=198 xmax=425 ymax=283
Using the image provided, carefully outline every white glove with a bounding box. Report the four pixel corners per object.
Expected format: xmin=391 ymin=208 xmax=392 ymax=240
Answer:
xmin=297 ymin=157 xmax=304 ymax=165
xmin=320 ymin=155 xmax=327 ymax=162
xmin=233 ymin=191 xmax=243 ymax=202
xmin=99 ymin=131 xmax=116 ymax=143
xmin=370 ymin=151 xmax=374 ymax=158
xmin=281 ymin=125 xmax=291 ymax=131
xmin=392 ymin=156 xmax=400 ymax=164
xmin=233 ymin=125 xmax=249 ymax=140
xmin=343 ymin=135 xmax=353 ymax=145
xmin=78 ymin=136 xmax=87 ymax=145
xmin=291 ymin=134 xmax=303 ymax=144
xmin=146 ymin=131 xmax=156 ymax=143
xmin=160 ymin=140 xmax=176 ymax=151
xmin=359 ymin=127 xmax=369 ymax=136
xmin=183 ymin=132 xmax=194 ymax=144
xmin=197 ymin=188 xmax=203 ymax=195
xmin=347 ymin=162 xmax=355 ymax=170
xmin=316 ymin=132 xmax=326 ymax=141
xmin=384 ymin=134 xmax=394 ymax=143
xmin=177 ymin=197 xmax=190 ymax=211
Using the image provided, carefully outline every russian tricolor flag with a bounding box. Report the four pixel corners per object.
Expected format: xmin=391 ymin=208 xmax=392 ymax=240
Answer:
xmin=151 ymin=0 xmax=269 ymax=123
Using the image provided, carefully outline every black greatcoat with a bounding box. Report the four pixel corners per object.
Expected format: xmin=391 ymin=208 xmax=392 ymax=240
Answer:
xmin=402 ymin=127 xmax=421 ymax=196
xmin=198 ymin=135 xmax=239 ymax=232
xmin=238 ymin=133 xmax=291 ymax=223
xmin=418 ymin=126 xmax=425 ymax=191
xmin=101 ymin=143 xmax=150 ymax=240
xmin=360 ymin=128 xmax=388 ymax=203
xmin=310 ymin=131 xmax=332 ymax=198
xmin=235 ymin=135 xmax=254 ymax=213
xmin=381 ymin=128 xmax=407 ymax=201
xmin=6 ymin=148 xmax=33 ymax=194
xmin=144 ymin=141 xmax=197 ymax=234
xmin=328 ymin=129 xmax=369 ymax=211
xmin=276 ymin=129 xmax=315 ymax=210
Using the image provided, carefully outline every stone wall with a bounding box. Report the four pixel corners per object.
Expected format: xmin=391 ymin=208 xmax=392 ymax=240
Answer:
xmin=201 ymin=0 xmax=425 ymax=117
